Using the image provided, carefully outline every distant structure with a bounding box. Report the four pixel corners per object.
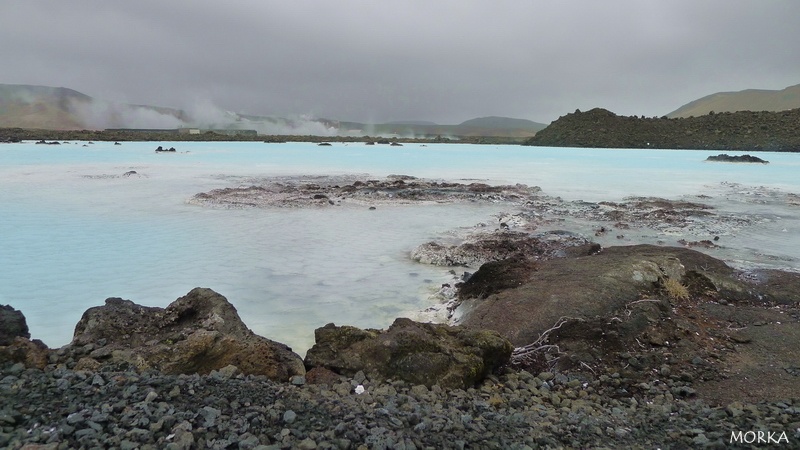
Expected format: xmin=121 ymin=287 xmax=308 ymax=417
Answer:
xmin=105 ymin=128 xmax=258 ymax=136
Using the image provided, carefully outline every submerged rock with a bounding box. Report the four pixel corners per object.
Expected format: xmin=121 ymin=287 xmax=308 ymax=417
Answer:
xmin=67 ymin=287 xmax=305 ymax=380
xmin=304 ymin=318 xmax=513 ymax=389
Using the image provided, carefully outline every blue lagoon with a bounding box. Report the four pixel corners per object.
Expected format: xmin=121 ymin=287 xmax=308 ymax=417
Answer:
xmin=1 ymin=141 xmax=798 ymax=353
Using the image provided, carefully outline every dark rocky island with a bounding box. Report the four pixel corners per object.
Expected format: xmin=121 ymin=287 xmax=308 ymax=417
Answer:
xmin=525 ymin=107 xmax=800 ymax=151
xmin=706 ymin=153 xmax=769 ymax=163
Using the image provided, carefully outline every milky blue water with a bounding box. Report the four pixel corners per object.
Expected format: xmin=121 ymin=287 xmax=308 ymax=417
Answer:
xmin=2 ymin=141 xmax=799 ymax=354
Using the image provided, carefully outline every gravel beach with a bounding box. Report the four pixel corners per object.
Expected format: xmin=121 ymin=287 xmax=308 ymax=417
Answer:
xmin=3 ymin=362 xmax=799 ymax=449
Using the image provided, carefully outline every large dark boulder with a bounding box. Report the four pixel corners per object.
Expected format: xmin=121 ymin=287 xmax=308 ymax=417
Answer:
xmin=0 ymin=337 xmax=49 ymax=369
xmin=0 ymin=304 xmax=30 ymax=345
xmin=459 ymin=245 xmax=760 ymax=347
xmin=67 ymin=288 xmax=305 ymax=380
xmin=304 ymin=318 xmax=513 ymax=389
xmin=0 ymin=305 xmax=48 ymax=369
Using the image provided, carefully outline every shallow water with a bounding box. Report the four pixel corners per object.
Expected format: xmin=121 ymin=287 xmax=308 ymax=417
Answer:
xmin=1 ymin=141 xmax=798 ymax=354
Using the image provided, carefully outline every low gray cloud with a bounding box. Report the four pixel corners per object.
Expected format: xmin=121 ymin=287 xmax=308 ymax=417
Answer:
xmin=2 ymin=1 xmax=799 ymax=124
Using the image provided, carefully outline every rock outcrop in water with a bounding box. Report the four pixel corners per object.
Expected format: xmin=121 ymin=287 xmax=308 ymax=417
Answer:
xmin=525 ymin=107 xmax=800 ymax=151
xmin=705 ymin=153 xmax=769 ymax=163
xmin=412 ymin=230 xmax=599 ymax=268
xmin=63 ymin=287 xmax=306 ymax=381
xmin=189 ymin=175 xmax=542 ymax=209
xmin=304 ymin=318 xmax=513 ymax=389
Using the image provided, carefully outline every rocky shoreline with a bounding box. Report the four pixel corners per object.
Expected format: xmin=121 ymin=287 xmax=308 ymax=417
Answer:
xmin=524 ymin=107 xmax=800 ymax=151
xmin=3 ymin=175 xmax=800 ymax=448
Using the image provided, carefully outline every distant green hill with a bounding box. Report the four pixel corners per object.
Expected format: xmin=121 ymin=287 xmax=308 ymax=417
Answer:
xmin=667 ymin=83 xmax=800 ymax=118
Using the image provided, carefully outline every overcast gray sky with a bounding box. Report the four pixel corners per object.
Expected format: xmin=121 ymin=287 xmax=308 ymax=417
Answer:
xmin=2 ymin=1 xmax=798 ymax=124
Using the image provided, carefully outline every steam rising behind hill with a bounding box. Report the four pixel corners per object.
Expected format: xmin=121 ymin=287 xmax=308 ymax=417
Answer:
xmin=0 ymin=84 xmax=544 ymax=138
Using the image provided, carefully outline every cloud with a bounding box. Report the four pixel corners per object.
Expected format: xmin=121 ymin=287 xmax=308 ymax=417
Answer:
xmin=2 ymin=1 xmax=799 ymax=124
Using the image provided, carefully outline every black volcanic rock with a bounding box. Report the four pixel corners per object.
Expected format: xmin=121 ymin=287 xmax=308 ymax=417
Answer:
xmin=525 ymin=107 xmax=800 ymax=151
xmin=66 ymin=288 xmax=305 ymax=380
xmin=0 ymin=305 xmax=30 ymax=345
xmin=705 ymin=153 xmax=769 ymax=163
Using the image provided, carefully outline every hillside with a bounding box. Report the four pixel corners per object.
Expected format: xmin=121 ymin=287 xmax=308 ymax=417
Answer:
xmin=0 ymin=84 xmax=91 ymax=129
xmin=668 ymin=83 xmax=800 ymax=118
xmin=0 ymin=84 xmax=542 ymax=139
xmin=0 ymin=84 xmax=188 ymax=130
xmin=524 ymin=107 xmax=800 ymax=152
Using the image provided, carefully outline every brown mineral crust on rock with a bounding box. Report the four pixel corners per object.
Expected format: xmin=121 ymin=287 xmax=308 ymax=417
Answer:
xmin=0 ymin=304 xmax=30 ymax=345
xmin=0 ymin=337 xmax=49 ymax=369
xmin=68 ymin=287 xmax=305 ymax=381
xmin=305 ymin=366 xmax=345 ymax=385
xmin=304 ymin=318 xmax=513 ymax=389
xmin=460 ymin=244 xmax=754 ymax=347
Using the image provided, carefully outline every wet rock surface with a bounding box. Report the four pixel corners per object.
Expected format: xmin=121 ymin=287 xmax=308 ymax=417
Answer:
xmin=62 ymin=288 xmax=305 ymax=381
xmin=412 ymin=230 xmax=599 ymax=268
xmin=188 ymin=175 xmax=541 ymax=209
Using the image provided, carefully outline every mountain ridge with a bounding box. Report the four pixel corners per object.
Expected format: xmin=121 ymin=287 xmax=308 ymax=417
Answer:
xmin=667 ymin=83 xmax=800 ymax=118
